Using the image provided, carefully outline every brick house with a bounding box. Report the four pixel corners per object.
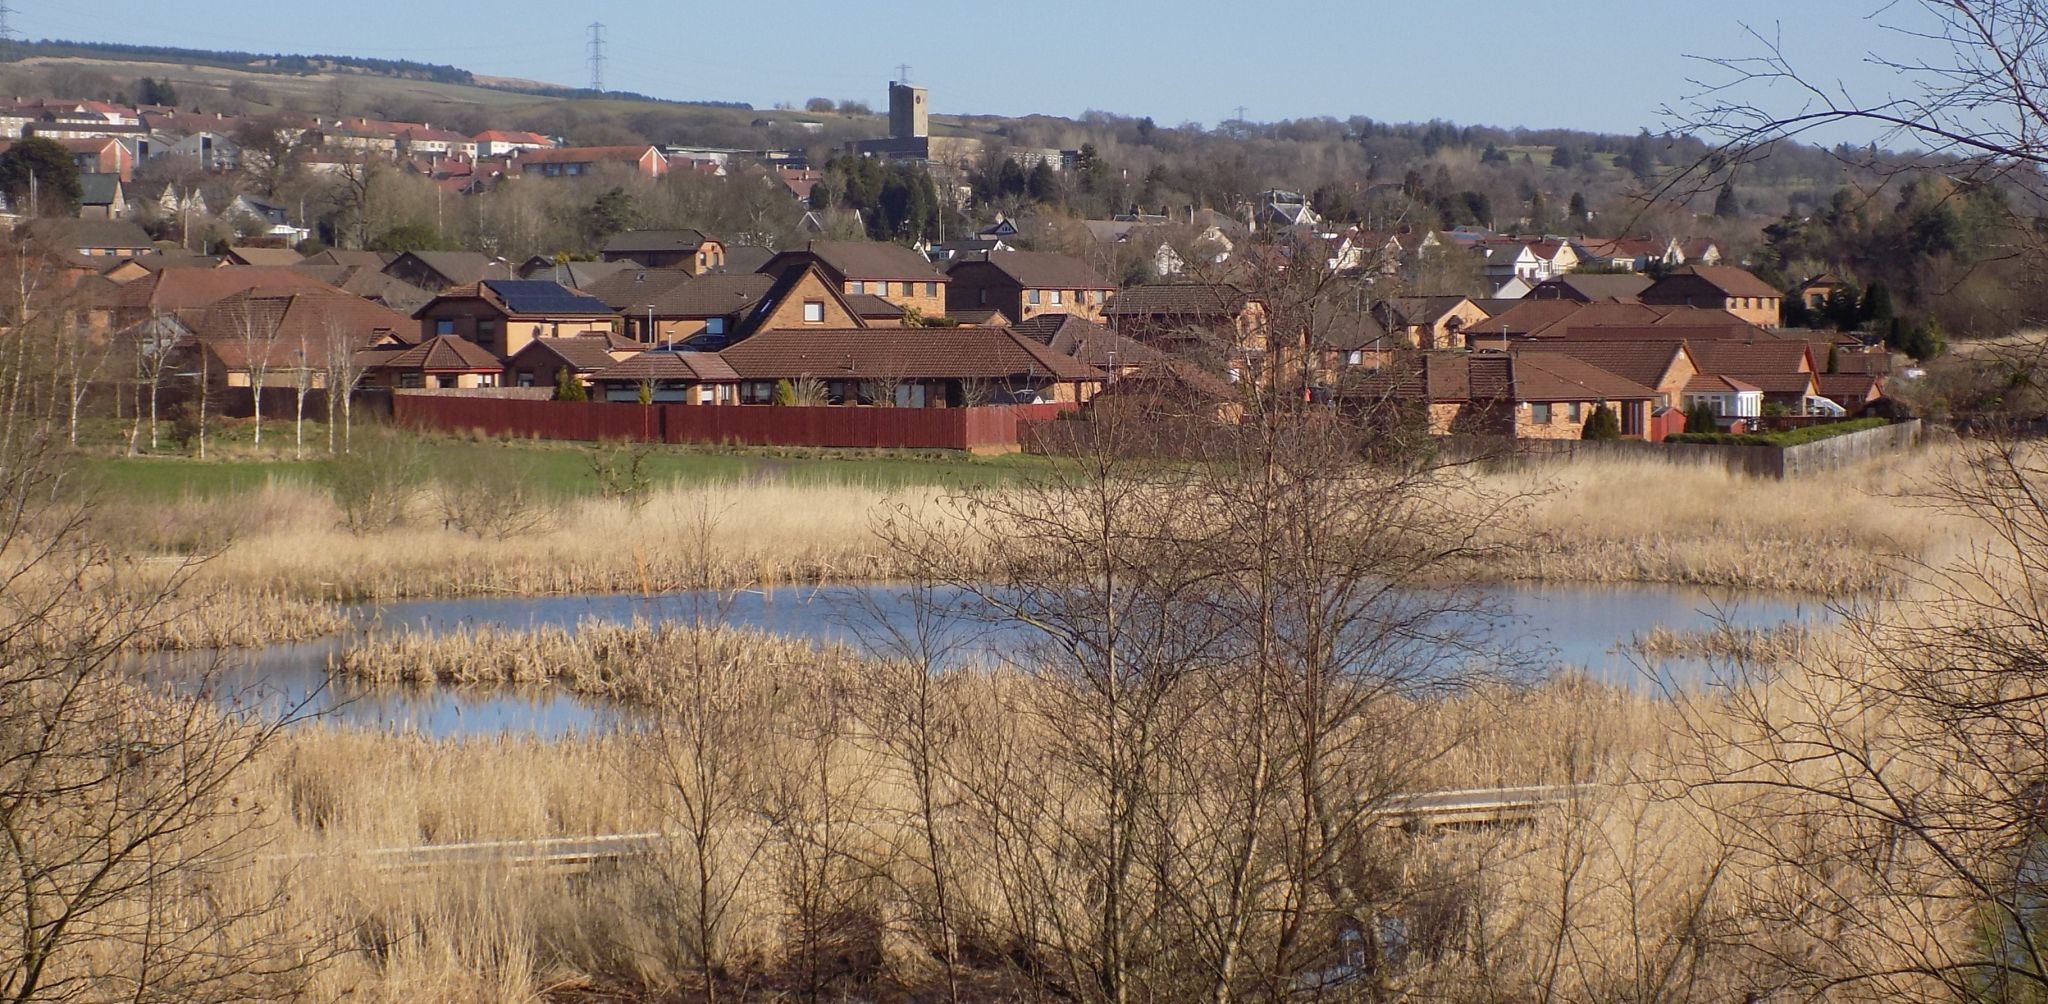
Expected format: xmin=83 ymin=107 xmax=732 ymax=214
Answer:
xmin=24 ymin=218 xmax=154 ymax=260
xmin=383 ymin=251 xmax=504 ymax=292
xmin=1640 ymin=266 xmax=1785 ymax=327
xmin=601 ymin=229 xmax=729 ymax=273
xmin=1373 ymin=296 xmax=1490 ymax=350
xmin=412 ymin=279 xmax=619 ymax=358
xmin=503 ymin=335 xmax=642 ymax=390
xmin=1351 ymin=352 xmax=1658 ymax=440
xmin=945 ymin=249 xmax=1117 ymax=324
xmin=1514 ymin=340 xmax=1701 ymax=415
xmin=719 ymin=327 xmax=1105 ymax=407
xmin=358 ymin=336 xmax=504 ymax=389
xmin=1101 ymin=282 xmax=1267 ymax=349
xmin=760 ymin=241 xmax=950 ymax=318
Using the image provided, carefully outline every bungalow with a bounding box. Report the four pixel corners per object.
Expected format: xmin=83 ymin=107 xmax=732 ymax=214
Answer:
xmin=600 ymin=229 xmax=728 ymax=273
xmin=1009 ymin=313 xmax=1170 ymax=379
xmin=359 ymin=336 xmax=504 ymax=390
xmin=504 ymin=335 xmax=642 ymax=390
xmin=719 ymin=326 xmax=1105 ymax=407
xmin=102 ymin=266 xmax=333 ymax=328
xmin=761 ymin=241 xmax=951 ymax=317
xmin=23 ymin=218 xmax=154 ymax=260
xmin=945 ymin=249 xmax=1117 ymax=324
xmin=1102 ymin=282 xmax=1266 ymax=351
xmin=1679 ymin=339 xmax=1831 ymax=415
xmin=1640 ymin=266 xmax=1785 ymax=328
xmin=413 ymin=279 xmax=619 ymax=358
xmin=586 ymin=351 xmax=741 ymax=404
xmin=221 ymin=246 xmax=304 ymax=267
xmin=1350 ymin=352 xmax=1658 ymax=441
xmin=1515 ymin=339 xmax=1700 ymax=414
xmin=516 ymin=145 xmax=668 ymax=181
xmin=182 ymin=287 xmax=414 ymax=403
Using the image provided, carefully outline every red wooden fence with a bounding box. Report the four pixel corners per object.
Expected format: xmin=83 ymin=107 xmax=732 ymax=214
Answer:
xmin=392 ymin=394 xmax=1078 ymax=451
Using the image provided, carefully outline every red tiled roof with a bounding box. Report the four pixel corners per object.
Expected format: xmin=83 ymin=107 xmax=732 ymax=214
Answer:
xmin=719 ymin=327 xmax=1103 ymax=382
xmin=589 ymin=351 xmax=738 ymax=384
xmin=950 ymin=249 xmax=1113 ymax=290
xmin=374 ymin=335 xmax=503 ymax=372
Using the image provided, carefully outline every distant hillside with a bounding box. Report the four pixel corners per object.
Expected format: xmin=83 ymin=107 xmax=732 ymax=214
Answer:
xmin=1 ymin=39 xmax=749 ymax=109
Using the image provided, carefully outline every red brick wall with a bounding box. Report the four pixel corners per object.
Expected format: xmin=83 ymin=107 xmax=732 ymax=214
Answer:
xmin=392 ymin=395 xmax=1075 ymax=451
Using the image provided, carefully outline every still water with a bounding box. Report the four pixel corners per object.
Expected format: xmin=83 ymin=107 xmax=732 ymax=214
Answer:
xmin=135 ymin=584 xmax=1833 ymax=739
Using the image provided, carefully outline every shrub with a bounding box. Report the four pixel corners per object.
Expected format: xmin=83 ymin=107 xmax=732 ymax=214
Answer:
xmin=1665 ymin=417 xmax=1888 ymax=447
xmin=323 ymin=432 xmax=425 ymax=533
xmin=435 ymin=462 xmax=557 ymax=540
xmin=1684 ymin=401 xmax=1719 ymax=435
xmin=1581 ymin=404 xmax=1621 ymax=440
xmin=554 ymin=368 xmax=588 ymax=402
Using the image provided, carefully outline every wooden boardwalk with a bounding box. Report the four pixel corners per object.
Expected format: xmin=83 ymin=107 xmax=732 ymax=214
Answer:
xmin=339 ymin=784 xmax=1593 ymax=874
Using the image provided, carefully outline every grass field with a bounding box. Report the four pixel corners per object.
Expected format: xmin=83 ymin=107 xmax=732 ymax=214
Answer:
xmin=82 ymin=437 xmax=1057 ymax=500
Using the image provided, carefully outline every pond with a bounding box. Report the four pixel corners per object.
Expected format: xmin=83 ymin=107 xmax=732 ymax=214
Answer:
xmin=134 ymin=584 xmax=1835 ymax=739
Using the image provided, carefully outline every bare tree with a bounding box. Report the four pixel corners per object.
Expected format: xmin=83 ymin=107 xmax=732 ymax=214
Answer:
xmin=320 ymin=315 xmax=367 ymax=454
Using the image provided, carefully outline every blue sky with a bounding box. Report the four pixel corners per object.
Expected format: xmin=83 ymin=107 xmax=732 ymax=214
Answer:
xmin=17 ymin=2 xmax=1936 ymax=137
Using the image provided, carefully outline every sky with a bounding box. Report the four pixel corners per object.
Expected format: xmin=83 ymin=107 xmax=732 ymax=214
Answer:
xmin=12 ymin=1 xmax=1945 ymax=139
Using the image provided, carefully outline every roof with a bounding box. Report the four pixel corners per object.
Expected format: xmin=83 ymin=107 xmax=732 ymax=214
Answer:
xmin=517 ymin=145 xmax=660 ymax=166
xmin=510 ymin=337 xmax=627 ymax=372
xmin=949 ymin=249 xmax=1113 ymax=290
xmin=719 ymin=245 xmax=775 ymax=274
xmin=373 ymin=335 xmax=504 ymax=372
xmin=223 ymin=246 xmax=304 ymax=267
xmin=772 ymin=241 xmax=947 ymax=282
xmin=195 ymin=288 xmax=414 ymax=369
xmin=300 ymin=249 xmax=394 ymax=269
xmin=581 ymin=268 xmax=696 ymax=311
xmin=1815 ymin=373 xmax=1884 ymax=403
xmin=1510 ymin=353 xmax=1659 ymax=402
xmin=602 ymin=229 xmax=716 ymax=255
xmin=719 ymin=327 xmax=1104 ymax=382
xmin=1516 ymin=340 xmax=1695 ymax=389
xmin=1644 ymin=265 xmax=1784 ymax=301
xmin=589 ymin=351 xmax=739 ymax=384
xmin=1685 ymin=339 xmax=1813 ymax=375
xmin=477 ymin=279 xmax=617 ymax=317
xmin=1685 ymin=374 xmax=1762 ymax=394
xmin=844 ymin=293 xmax=906 ymax=318
xmin=1378 ymin=296 xmax=1475 ymax=327
xmin=109 ymin=266 xmax=336 ymax=317
xmin=23 ymin=218 xmax=153 ymax=250
xmin=644 ymin=273 xmax=777 ymax=318
xmin=78 ymin=173 xmax=122 ymax=206
xmin=1101 ymin=282 xmax=1253 ymax=317
xmin=1529 ymin=274 xmax=1654 ymax=302
xmin=386 ymin=251 xmax=498 ymax=287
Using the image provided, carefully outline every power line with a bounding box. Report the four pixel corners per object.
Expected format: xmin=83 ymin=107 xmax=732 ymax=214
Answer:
xmin=896 ymin=63 xmax=911 ymax=84
xmin=586 ymin=22 xmax=605 ymax=93
xmin=0 ymin=4 xmax=20 ymax=44
xmin=1232 ymin=105 xmax=1248 ymax=123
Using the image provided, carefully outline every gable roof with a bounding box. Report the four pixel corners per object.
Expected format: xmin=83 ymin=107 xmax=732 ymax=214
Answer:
xmin=720 ymin=244 xmax=775 ymax=274
xmin=1010 ymin=313 xmax=1169 ymax=369
xmin=1529 ymin=273 xmax=1654 ymax=303
xmin=769 ymin=240 xmax=948 ymax=282
xmin=589 ymin=350 xmax=739 ymax=384
xmin=222 ymin=246 xmax=304 ymax=267
xmin=643 ymin=273 xmax=777 ymax=319
xmin=194 ymin=287 xmax=413 ymax=368
xmin=1518 ymin=340 xmax=1695 ymax=390
xmin=508 ymin=336 xmax=629 ymax=373
xmin=1645 ymin=265 xmax=1783 ymax=301
xmin=844 ymin=293 xmax=906 ymax=319
xmin=1377 ymin=296 xmax=1476 ymax=327
xmin=581 ymin=267 xmax=696 ymax=312
xmin=602 ymin=229 xmax=716 ymax=255
xmin=950 ymin=249 xmax=1113 ymax=290
xmin=385 ymin=250 xmax=497 ymax=287
xmin=23 ymin=218 xmax=153 ymax=251
xmin=719 ymin=327 xmax=1104 ymax=382
xmin=300 ymin=249 xmax=394 ymax=269
xmin=77 ymin=173 xmax=123 ymax=206
xmin=1101 ymin=282 xmax=1253 ymax=317
xmin=1686 ymin=374 xmax=1762 ymax=394
xmin=109 ymin=266 xmax=336 ymax=318
xmin=1510 ymin=353 xmax=1660 ymax=402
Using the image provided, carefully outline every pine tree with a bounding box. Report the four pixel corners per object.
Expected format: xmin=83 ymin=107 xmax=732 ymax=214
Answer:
xmin=553 ymin=367 xmax=587 ymax=402
xmin=1582 ymin=404 xmax=1622 ymax=440
xmin=1714 ymin=182 xmax=1740 ymax=217
xmin=1685 ymin=400 xmax=1719 ymax=435
xmin=1568 ymin=192 xmax=1589 ymax=219
xmin=1551 ymin=145 xmax=1577 ymax=169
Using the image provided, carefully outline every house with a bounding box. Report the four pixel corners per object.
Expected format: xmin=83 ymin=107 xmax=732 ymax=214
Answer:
xmin=1373 ymin=296 xmax=1489 ymax=350
xmin=1349 ymin=352 xmax=1659 ymax=441
xmin=1814 ymin=373 xmax=1886 ymax=412
xmin=76 ymin=175 xmax=127 ymax=220
xmin=43 ymin=137 xmax=133 ymax=181
xmin=1679 ymin=339 xmax=1829 ymax=414
xmin=292 ymin=263 xmax=433 ymax=316
xmin=102 ymin=266 xmax=333 ymax=328
xmin=223 ymin=195 xmax=309 ymax=243
xmin=586 ymin=351 xmax=741 ymax=404
xmin=300 ymin=249 xmax=394 ymax=270
xmin=627 ymin=273 xmax=777 ymax=346
xmin=514 ymin=258 xmax=635 ymax=289
xmin=1525 ymin=273 xmax=1654 ymax=303
xmin=719 ymin=326 xmax=1106 ymax=407
xmin=98 ymin=250 xmax=218 ymax=285
xmin=1009 ymin=313 xmax=1170 ymax=379
xmin=516 ymin=145 xmax=668 ymax=181
xmin=1102 ymin=282 xmax=1268 ymax=356
xmin=1515 ymin=339 xmax=1700 ymax=415
xmin=474 ymin=130 xmax=557 ymax=158
xmin=600 ymin=230 xmax=729 ymax=273
xmin=383 ymin=251 xmax=506 ymax=293
xmin=1468 ymin=301 xmax=1756 ymax=344
xmin=23 ymin=218 xmax=155 ymax=260
xmin=1680 ymin=239 xmax=1723 ymax=266
xmin=1570 ymin=236 xmax=1684 ymax=272
xmin=413 ymin=279 xmax=619 ymax=358
xmin=397 ymin=124 xmax=478 ymax=160
xmin=358 ymin=335 xmax=505 ymax=389
xmin=1795 ymin=273 xmax=1854 ymax=313
xmin=761 ymin=241 xmax=951 ymax=318
xmin=165 ymin=131 xmax=238 ymax=170
xmin=1481 ymin=243 xmax=1544 ymax=295
xmin=1639 ymin=266 xmax=1785 ymax=327
xmin=1313 ymin=309 xmax=1399 ymax=381
xmin=184 ymin=287 xmax=414 ymax=399
xmin=503 ymin=336 xmax=642 ymax=390
xmin=945 ymin=249 xmax=1117 ymax=324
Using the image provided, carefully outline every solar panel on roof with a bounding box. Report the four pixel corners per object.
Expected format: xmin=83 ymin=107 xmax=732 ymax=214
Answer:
xmin=483 ymin=279 xmax=615 ymax=315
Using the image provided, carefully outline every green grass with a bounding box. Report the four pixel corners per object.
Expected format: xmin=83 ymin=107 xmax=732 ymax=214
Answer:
xmin=80 ymin=433 xmax=1055 ymax=501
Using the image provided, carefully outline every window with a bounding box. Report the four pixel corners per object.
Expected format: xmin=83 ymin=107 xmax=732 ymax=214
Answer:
xmin=845 ymin=281 xmax=860 ymax=294
xmin=399 ymin=373 xmax=424 ymax=388
xmin=517 ymin=372 xmax=534 ymax=387
xmin=896 ymin=383 xmax=927 ymax=408
xmin=925 ymin=281 xmax=937 ymax=297
xmin=716 ymin=383 xmax=735 ymax=404
xmin=1531 ymin=403 xmax=1553 ymax=424
xmin=435 ymin=319 xmax=455 ymax=336
xmin=742 ymin=381 xmax=776 ymax=404
xmin=867 ymin=281 xmax=885 ymax=295
xmin=1568 ymin=402 xmax=1583 ymax=423
xmin=1050 ymin=289 xmax=1063 ymax=306
xmin=704 ymin=317 xmax=726 ymax=336
xmin=1346 ymin=350 xmax=1363 ymax=366
xmin=476 ymin=320 xmax=498 ymax=350
xmin=477 ymin=374 xmax=498 ymax=388
xmin=699 ymin=386 xmax=714 ymax=404
xmin=697 ymin=252 xmax=707 ymax=268
xmin=802 ymin=300 xmax=825 ymax=323
xmin=1028 ymin=289 xmax=1042 ymax=305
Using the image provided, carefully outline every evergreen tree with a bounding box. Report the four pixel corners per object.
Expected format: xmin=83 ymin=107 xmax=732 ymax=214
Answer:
xmin=1782 ymin=294 xmax=1813 ymax=328
xmin=1862 ymin=280 xmax=1895 ymax=326
xmin=996 ymin=158 xmax=1026 ymax=198
xmin=553 ymin=367 xmax=587 ymax=402
xmin=1685 ymin=400 xmax=1719 ymax=434
xmin=1625 ymin=134 xmax=1657 ymax=179
xmin=1824 ymin=287 xmax=1862 ymax=332
xmin=0 ymin=137 xmax=82 ymax=214
xmin=1714 ymin=182 xmax=1740 ymax=217
xmin=1026 ymin=161 xmax=1059 ymax=203
xmin=586 ymin=188 xmax=636 ymax=248
xmin=1481 ymin=142 xmax=1508 ymax=165
xmin=1568 ymin=192 xmax=1589 ymax=219
xmin=1582 ymin=404 xmax=1623 ymax=440
xmin=1551 ymin=145 xmax=1577 ymax=169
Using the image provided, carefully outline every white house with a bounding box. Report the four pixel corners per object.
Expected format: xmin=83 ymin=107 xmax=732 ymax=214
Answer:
xmin=1682 ymin=374 xmax=1764 ymax=424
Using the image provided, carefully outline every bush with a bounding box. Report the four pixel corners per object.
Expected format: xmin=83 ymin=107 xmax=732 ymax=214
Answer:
xmin=323 ymin=433 xmax=426 ymax=534
xmin=1665 ymin=417 xmax=1888 ymax=447
xmin=435 ymin=463 xmax=557 ymax=540
xmin=554 ymin=368 xmax=588 ymax=402
xmin=1580 ymin=404 xmax=1621 ymax=440
xmin=1684 ymin=402 xmax=1718 ymax=435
